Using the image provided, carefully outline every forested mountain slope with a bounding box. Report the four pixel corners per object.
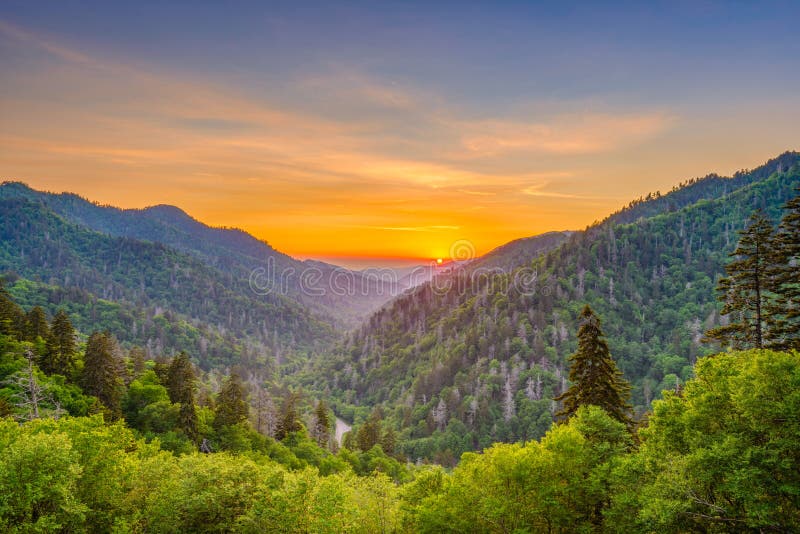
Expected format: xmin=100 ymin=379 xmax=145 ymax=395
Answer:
xmin=308 ymin=154 xmax=800 ymax=462
xmin=0 ymin=198 xmax=334 ymax=370
xmin=604 ymin=151 xmax=798 ymax=225
xmin=466 ymin=231 xmax=572 ymax=273
xmin=0 ymin=182 xmax=399 ymax=327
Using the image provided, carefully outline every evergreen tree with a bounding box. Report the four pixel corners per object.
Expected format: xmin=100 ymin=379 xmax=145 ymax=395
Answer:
xmin=129 ymin=347 xmax=147 ymax=378
xmin=769 ymin=188 xmax=800 ymax=349
xmin=706 ymin=210 xmax=775 ymax=349
xmin=81 ymin=332 xmax=123 ymax=419
xmin=555 ymin=305 xmax=632 ymax=426
xmin=380 ymin=426 xmax=397 ymax=456
xmin=0 ymin=281 xmax=24 ymax=338
xmin=311 ymin=400 xmax=331 ymax=448
xmin=214 ymin=373 xmax=249 ymax=429
xmin=24 ymin=306 xmax=49 ymax=342
xmin=275 ymin=392 xmax=301 ymax=440
xmin=41 ymin=310 xmax=76 ymax=376
xmin=167 ymin=353 xmax=198 ymax=442
xmin=356 ymin=408 xmax=383 ymax=451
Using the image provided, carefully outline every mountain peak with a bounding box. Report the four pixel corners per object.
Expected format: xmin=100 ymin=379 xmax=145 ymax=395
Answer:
xmin=142 ymin=204 xmax=193 ymax=222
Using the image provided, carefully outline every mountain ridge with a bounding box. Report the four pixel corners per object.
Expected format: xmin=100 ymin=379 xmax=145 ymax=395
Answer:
xmin=0 ymin=181 xmax=403 ymax=328
xmin=300 ymin=153 xmax=800 ymax=461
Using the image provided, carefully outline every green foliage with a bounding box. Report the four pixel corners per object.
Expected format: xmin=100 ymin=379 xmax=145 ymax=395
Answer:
xmin=307 ymin=157 xmax=800 ymax=460
xmin=355 ymin=408 xmax=383 ymax=452
xmin=275 ymin=391 xmax=301 ymax=441
xmin=0 ymin=281 xmax=25 ymax=339
xmin=214 ymin=373 xmax=249 ymax=430
xmin=81 ymin=332 xmax=123 ymax=419
xmin=769 ymin=187 xmax=800 ymax=349
xmin=706 ymin=210 xmax=775 ymax=348
xmin=312 ymin=399 xmax=331 ymax=448
xmin=409 ymin=406 xmax=629 ymax=533
xmin=23 ymin=306 xmax=49 ymax=342
xmin=166 ymin=352 xmax=198 ymax=442
xmin=2 ymin=158 xmax=800 ymax=531
xmin=613 ymin=350 xmax=800 ymax=532
xmin=0 ymin=424 xmax=86 ymax=532
xmin=556 ymin=305 xmax=632 ymax=425
xmin=41 ymin=309 xmax=76 ymax=377
xmin=0 ymin=194 xmax=336 ymax=372
xmin=0 ymin=415 xmax=406 ymax=533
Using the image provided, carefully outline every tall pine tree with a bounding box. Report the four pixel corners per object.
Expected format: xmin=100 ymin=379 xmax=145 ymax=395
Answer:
xmin=356 ymin=408 xmax=383 ymax=451
xmin=555 ymin=305 xmax=632 ymax=426
xmin=24 ymin=306 xmax=49 ymax=342
xmin=311 ymin=399 xmax=331 ymax=448
xmin=41 ymin=310 xmax=76 ymax=376
xmin=706 ymin=210 xmax=775 ymax=349
xmin=82 ymin=332 xmax=122 ymax=419
xmin=167 ymin=352 xmax=198 ymax=442
xmin=769 ymin=188 xmax=800 ymax=349
xmin=214 ymin=373 xmax=249 ymax=429
xmin=275 ymin=392 xmax=302 ymax=441
xmin=0 ymin=281 xmax=24 ymax=338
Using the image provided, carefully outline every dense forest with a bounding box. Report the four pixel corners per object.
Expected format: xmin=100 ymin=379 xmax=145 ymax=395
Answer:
xmin=1 ymin=152 xmax=799 ymax=531
xmin=0 ymin=182 xmax=402 ymax=329
xmin=302 ymin=153 xmax=800 ymax=462
xmin=1 ymin=285 xmax=798 ymax=531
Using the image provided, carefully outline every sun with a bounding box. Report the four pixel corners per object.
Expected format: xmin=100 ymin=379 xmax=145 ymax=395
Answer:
xmin=436 ymin=258 xmax=443 ymax=265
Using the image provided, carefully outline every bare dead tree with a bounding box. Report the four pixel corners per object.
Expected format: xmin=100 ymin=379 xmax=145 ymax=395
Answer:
xmin=3 ymin=348 xmax=64 ymax=421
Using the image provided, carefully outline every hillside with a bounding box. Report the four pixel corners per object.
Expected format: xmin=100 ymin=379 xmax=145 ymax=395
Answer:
xmin=0 ymin=182 xmax=400 ymax=328
xmin=466 ymin=231 xmax=572 ymax=273
xmin=305 ymin=153 xmax=800 ymax=461
xmin=0 ymin=197 xmax=334 ymax=371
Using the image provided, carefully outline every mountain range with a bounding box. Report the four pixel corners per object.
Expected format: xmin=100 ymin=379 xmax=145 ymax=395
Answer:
xmin=0 ymin=182 xmax=421 ymax=373
xmin=295 ymin=152 xmax=800 ymax=461
xmin=2 ymin=151 xmax=799 ymax=462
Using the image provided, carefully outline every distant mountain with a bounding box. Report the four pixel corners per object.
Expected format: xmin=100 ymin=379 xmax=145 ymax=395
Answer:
xmin=466 ymin=231 xmax=572 ymax=273
xmin=303 ymin=152 xmax=800 ymax=462
xmin=0 ymin=182 xmax=399 ymax=328
xmin=603 ymin=151 xmax=799 ymax=226
xmin=0 ymin=196 xmax=334 ymax=371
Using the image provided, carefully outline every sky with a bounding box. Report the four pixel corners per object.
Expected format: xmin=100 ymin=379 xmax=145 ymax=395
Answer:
xmin=1 ymin=1 xmax=798 ymax=268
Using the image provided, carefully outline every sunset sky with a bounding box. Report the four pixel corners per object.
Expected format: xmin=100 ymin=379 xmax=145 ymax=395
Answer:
xmin=1 ymin=1 xmax=799 ymax=268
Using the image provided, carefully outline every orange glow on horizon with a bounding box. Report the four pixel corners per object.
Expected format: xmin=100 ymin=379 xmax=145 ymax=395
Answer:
xmin=2 ymin=19 xmax=798 ymax=267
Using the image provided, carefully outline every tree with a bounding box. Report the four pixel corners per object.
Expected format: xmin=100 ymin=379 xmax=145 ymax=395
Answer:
xmin=41 ymin=310 xmax=76 ymax=376
xmin=380 ymin=427 xmax=397 ymax=456
xmin=617 ymin=350 xmax=800 ymax=532
xmin=129 ymin=347 xmax=147 ymax=378
xmin=275 ymin=392 xmax=302 ymax=441
xmin=769 ymin=188 xmax=800 ymax=349
xmin=0 ymin=427 xmax=86 ymax=531
xmin=0 ymin=280 xmax=24 ymax=338
xmin=706 ymin=210 xmax=775 ymax=349
xmin=167 ymin=353 xmax=198 ymax=442
xmin=4 ymin=348 xmax=51 ymax=421
xmin=555 ymin=305 xmax=632 ymax=426
xmin=250 ymin=380 xmax=277 ymax=437
xmin=24 ymin=306 xmax=49 ymax=342
xmin=356 ymin=409 xmax=383 ymax=452
xmin=311 ymin=400 xmax=331 ymax=449
xmin=214 ymin=373 xmax=249 ymax=430
xmin=81 ymin=332 xmax=123 ymax=419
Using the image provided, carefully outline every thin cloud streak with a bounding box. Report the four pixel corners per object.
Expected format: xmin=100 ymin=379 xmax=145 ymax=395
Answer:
xmin=0 ymin=19 xmax=694 ymax=260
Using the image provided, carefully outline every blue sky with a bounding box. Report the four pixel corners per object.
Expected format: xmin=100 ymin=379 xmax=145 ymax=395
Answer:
xmin=1 ymin=1 xmax=798 ymax=265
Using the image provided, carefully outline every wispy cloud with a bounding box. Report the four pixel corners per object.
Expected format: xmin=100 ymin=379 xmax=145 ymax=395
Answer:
xmin=0 ymin=20 xmax=93 ymax=65
xmin=0 ymin=19 xmax=673 ymax=259
xmin=521 ymin=184 xmax=613 ymax=200
xmin=456 ymin=112 xmax=676 ymax=157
